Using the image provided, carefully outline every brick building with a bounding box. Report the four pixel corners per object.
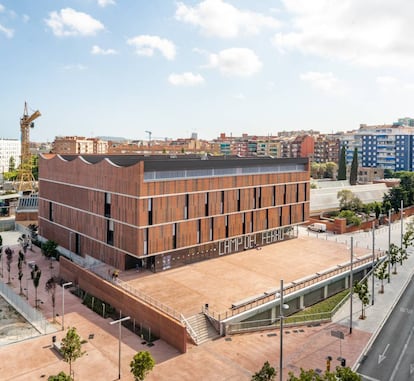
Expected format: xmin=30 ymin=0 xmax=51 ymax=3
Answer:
xmin=38 ymin=154 xmax=310 ymax=272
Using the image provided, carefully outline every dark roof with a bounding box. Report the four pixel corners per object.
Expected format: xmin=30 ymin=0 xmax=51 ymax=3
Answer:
xmin=59 ymin=154 xmax=308 ymax=171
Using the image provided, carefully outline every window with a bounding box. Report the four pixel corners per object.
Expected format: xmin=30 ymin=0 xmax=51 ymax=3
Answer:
xmin=107 ymin=219 xmax=114 ymax=246
xmin=49 ymin=202 xmax=54 ymax=221
xmin=143 ymin=228 xmax=148 ymax=255
xmin=172 ymin=223 xmax=177 ymax=249
xmin=184 ymin=194 xmax=189 ymax=219
xmin=148 ymin=198 xmax=153 ymax=225
xmin=104 ymin=192 xmax=111 ymax=217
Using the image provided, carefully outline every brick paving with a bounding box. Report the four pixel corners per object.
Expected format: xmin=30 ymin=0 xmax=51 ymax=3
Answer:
xmin=0 ymin=227 xmax=409 ymax=380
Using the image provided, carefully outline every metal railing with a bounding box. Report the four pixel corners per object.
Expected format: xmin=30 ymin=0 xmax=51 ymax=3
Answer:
xmin=0 ymin=281 xmax=57 ymax=340
xmin=89 ymin=264 xmax=182 ymax=322
xmin=207 ymin=253 xmax=376 ymax=322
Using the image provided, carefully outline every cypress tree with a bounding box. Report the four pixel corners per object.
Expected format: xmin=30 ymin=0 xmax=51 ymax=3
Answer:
xmin=350 ymin=147 xmax=358 ymax=185
xmin=338 ymin=145 xmax=347 ymax=180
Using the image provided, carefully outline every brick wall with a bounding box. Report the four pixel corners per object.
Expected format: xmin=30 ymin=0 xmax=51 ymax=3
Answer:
xmin=59 ymin=257 xmax=187 ymax=353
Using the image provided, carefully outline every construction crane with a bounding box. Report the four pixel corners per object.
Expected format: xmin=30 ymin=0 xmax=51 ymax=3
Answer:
xmin=17 ymin=102 xmax=41 ymax=193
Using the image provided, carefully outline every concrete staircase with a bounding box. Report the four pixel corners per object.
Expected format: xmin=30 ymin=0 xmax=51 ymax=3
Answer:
xmin=186 ymin=313 xmax=220 ymax=345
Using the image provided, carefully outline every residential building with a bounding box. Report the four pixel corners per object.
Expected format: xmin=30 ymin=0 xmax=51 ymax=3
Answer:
xmin=313 ymin=135 xmax=340 ymax=164
xmin=52 ymin=136 xmax=109 ymax=154
xmin=0 ymin=138 xmax=21 ymax=174
xmin=39 ymin=154 xmax=310 ymax=272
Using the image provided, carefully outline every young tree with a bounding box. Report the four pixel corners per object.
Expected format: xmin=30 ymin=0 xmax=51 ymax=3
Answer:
xmin=47 ymin=371 xmax=73 ymax=381
xmin=349 ymin=148 xmax=358 ymax=185
xmin=338 ymin=145 xmax=347 ymax=181
xmin=31 ymin=264 xmax=42 ymax=308
xmin=354 ymin=279 xmax=370 ymax=319
xmin=5 ymin=246 xmax=14 ymax=283
xmin=388 ymin=243 xmax=400 ymax=274
xmin=325 ymin=162 xmax=338 ymax=179
xmin=60 ymin=327 xmax=85 ymax=377
xmin=374 ymin=260 xmax=389 ymax=293
xmin=130 ymin=351 xmax=155 ymax=381
xmin=251 ymin=361 xmax=277 ymax=381
xmin=42 ymin=240 xmax=59 ymax=261
xmin=287 ymin=366 xmax=361 ymax=380
xmin=17 ymin=250 xmax=25 ymax=295
xmin=46 ymin=277 xmax=57 ymax=322
xmin=0 ymin=234 xmax=3 ymax=277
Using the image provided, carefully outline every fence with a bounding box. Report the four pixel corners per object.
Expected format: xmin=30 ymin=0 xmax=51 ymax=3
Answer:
xmin=0 ymin=281 xmax=57 ymax=342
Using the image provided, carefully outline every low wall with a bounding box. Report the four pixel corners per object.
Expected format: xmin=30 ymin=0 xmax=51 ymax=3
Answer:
xmin=308 ymin=205 xmax=414 ymax=235
xmin=59 ymin=257 xmax=187 ymax=353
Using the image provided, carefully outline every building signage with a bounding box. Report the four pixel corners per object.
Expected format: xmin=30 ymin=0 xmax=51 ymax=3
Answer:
xmin=218 ymin=227 xmax=286 ymax=255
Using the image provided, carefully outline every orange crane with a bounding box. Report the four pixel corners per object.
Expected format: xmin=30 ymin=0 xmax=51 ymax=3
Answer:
xmin=17 ymin=102 xmax=41 ymax=193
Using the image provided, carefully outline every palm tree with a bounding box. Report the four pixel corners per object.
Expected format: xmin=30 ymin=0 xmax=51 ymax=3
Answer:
xmin=46 ymin=277 xmax=57 ymax=322
xmin=5 ymin=247 xmax=14 ymax=284
xmin=31 ymin=264 xmax=42 ymax=308
xmin=17 ymin=251 xmax=25 ymax=295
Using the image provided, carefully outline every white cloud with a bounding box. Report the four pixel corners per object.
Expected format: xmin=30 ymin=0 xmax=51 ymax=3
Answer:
xmin=175 ymin=0 xmax=280 ymax=38
xmin=0 ymin=4 xmax=5 ymax=13
xmin=97 ymin=0 xmax=116 ymax=7
xmin=0 ymin=23 xmax=13 ymax=38
xmin=127 ymin=35 xmax=176 ymax=60
xmin=300 ymin=71 xmax=346 ymax=95
xmin=376 ymin=76 xmax=398 ymax=86
xmin=63 ymin=64 xmax=88 ymax=71
xmin=234 ymin=93 xmax=246 ymax=100
xmin=91 ymin=45 xmax=118 ymax=55
xmin=273 ymin=0 xmax=414 ymax=67
xmin=45 ymin=8 xmax=104 ymax=37
xmin=205 ymin=48 xmax=262 ymax=77
xmin=168 ymin=72 xmax=205 ymax=86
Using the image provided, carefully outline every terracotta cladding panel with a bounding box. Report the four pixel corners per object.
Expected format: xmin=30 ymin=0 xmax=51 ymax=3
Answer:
xmin=254 ymin=209 xmax=267 ymax=231
xmin=282 ymin=205 xmax=290 ymax=225
xmin=286 ymin=184 xmax=297 ymax=204
xmin=111 ymin=194 xmax=140 ymax=226
xmin=149 ymin=225 xmax=164 ymax=253
xmin=268 ymin=208 xmax=279 ymax=228
xmin=241 ymin=188 xmax=253 ymax=210
xmin=276 ymin=185 xmax=286 ymax=205
xmin=214 ymin=215 xmax=226 ymax=240
xmin=200 ymin=218 xmax=210 ymax=244
xmin=178 ymin=220 xmax=198 ymax=246
xmin=225 ymin=189 xmax=238 ymax=214
xmin=116 ymin=223 xmax=138 ymax=253
xmin=229 ymin=214 xmax=242 ymax=236
xmin=261 ymin=186 xmax=273 ymax=208
xmin=189 ymin=193 xmax=205 ymax=219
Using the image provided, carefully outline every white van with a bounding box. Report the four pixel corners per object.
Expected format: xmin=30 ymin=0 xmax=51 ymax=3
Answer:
xmin=307 ymin=223 xmax=327 ymax=233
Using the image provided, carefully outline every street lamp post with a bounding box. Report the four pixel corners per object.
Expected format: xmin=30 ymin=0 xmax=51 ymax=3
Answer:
xmin=278 ymin=279 xmax=290 ymax=381
xmin=388 ymin=209 xmax=391 ymax=283
xmin=62 ymin=282 xmax=72 ymax=331
xmin=401 ymin=200 xmax=404 ymax=251
xmin=349 ymin=237 xmax=354 ymax=335
xmin=110 ymin=316 xmax=131 ymax=380
xmin=372 ymin=221 xmax=375 ymax=305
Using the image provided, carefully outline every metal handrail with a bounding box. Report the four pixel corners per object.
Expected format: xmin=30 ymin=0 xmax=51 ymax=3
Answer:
xmin=208 ymin=253 xmax=377 ymax=321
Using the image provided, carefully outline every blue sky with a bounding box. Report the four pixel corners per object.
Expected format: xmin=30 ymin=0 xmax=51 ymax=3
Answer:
xmin=1 ymin=0 xmax=414 ymax=142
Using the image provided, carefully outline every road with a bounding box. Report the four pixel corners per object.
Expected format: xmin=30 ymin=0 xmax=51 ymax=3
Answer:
xmin=357 ymin=274 xmax=414 ymax=381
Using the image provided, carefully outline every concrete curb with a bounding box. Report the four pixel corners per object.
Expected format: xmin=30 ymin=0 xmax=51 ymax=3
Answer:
xmin=353 ymin=269 xmax=414 ymax=371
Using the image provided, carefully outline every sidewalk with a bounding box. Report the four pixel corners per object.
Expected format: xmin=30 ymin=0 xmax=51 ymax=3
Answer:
xmin=0 ymin=226 xmax=413 ymax=380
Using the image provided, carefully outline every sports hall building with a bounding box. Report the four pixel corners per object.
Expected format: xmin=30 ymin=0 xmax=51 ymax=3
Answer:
xmin=38 ymin=154 xmax=310 ymax=272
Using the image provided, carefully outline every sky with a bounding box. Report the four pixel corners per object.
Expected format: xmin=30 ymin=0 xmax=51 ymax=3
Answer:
xmin=1 ymin=0 xmax=414 ymax=143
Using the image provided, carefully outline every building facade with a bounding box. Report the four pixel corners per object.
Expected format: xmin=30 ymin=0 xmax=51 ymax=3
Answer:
xmin=39 ymin=155 xmax=310 ymax=272
xmin=52 ymin=136 xmax=109 ymax=154
xmin=0 ymin=138 xmax=21 ymax=174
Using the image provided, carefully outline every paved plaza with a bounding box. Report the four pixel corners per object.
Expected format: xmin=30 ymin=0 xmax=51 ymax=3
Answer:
xmin=0 ymin=218 xmax=412 ymax=380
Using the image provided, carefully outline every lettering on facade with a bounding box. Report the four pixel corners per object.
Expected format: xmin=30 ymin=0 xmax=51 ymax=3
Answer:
xmin=218 ymin=227 xmax=286 ymax=255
